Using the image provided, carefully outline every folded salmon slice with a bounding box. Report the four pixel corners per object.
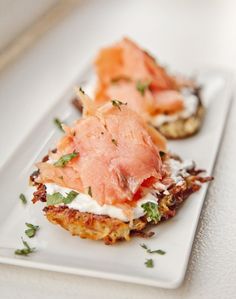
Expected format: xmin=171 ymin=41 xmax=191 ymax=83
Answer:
xmin=94 ymin=38 xmax=190 ymax=118
xmin=95 ymin=38 xmax=177 ymax=90
xmin=37 ymin=93 xmax=167 ymax=206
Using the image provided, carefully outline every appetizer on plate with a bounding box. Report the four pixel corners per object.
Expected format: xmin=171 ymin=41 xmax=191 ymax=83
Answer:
xmin=31 ymin=90 xmax=211 ymax=245
xmin=93 ymin=38 xmax=204 ymax=139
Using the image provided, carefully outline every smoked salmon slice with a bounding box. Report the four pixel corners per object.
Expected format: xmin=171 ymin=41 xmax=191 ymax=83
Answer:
xmin=94 ymin=37 xmax=190 ymax=121
xmin=37 ymin=91 xmax=167 ymax=207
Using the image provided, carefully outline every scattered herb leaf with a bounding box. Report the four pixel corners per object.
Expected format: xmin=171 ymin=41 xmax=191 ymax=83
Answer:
xmin=19 ymin=193 xmax=27 ymax=204
xmin=46 ymin=192 xmax=64 ymax=206
xmin=141 ymin=202 xmax=161 ymax=223
xmin=79 ymin=87 xmax=85 ymax=94
xmin=25 ymin=223 xmax=39 ymax=238
xmin=54 ymin=118 xmax=64 ymax=132
xmin=140 ymin=243 xmax=166 ymax=255
xmin=136 ymin=80 xmax=151 ymax=96
xmin=46 ymin=191 xmax=78 ymax=206
xmin=140 ymin=243 xmax=148 ymax=250
xmin=54 ymin=152 xmax=78 ymax=167
xmin=14 ymin=238 xmax=35 ymax=256
xmin=145 ymin=259 xmax=154 ymax=268
xmin=148 ymin=249 xmax=166 ymax=255
xmin=111 ymin=100 xmax=127 ymax=110
xmin=88 ymin=186 xmax=92 ymax=197
xmin=63 ymin=191 xmax=79 ymax=204
xmin=112 ymin=138 xmax=118 ymax=146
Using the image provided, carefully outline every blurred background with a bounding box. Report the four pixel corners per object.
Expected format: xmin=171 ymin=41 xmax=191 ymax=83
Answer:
xmin=0 ymin=0 xmax=235 ymax=166
xmin=0 ymin=1 xmax=236 ymax=298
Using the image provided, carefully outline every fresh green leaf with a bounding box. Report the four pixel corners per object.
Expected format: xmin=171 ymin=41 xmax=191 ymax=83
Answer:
xmin=140 ymin=243 xmax=166 ymax=255
xmin=88 ymin=186 xmax=92 ymax=197
xmin=46 ymin=191 xmax=78 ymax=206
xmin=14 ymin=238 xmax=35 ymax=256
xmin=136 ymin=80 xmax=151 ymax=96
xmin=54 ymin=118 xmax=64 ymax=132
xmin=148 ymin=249 xmax=166 ymax=255
xmin=54 ymin=152 xmax=78 ymax=167
xmin=19 ymin=193 xmax=27 ymax=204
xmin=25 ymin=223 xmax=39 ymax=238
xmin=63 ymin=191 xmax=78 ymax=204
xmin=140 ymin=243 xmax=148 ymax=250
xmin=46 ymin=192 xmax=64 ymax=206
xmin=141 ymin=202 xmax=161 ymax=223
xmin=79 ymin=87 xmax=85 ymax=94
xmin=111 ymin=100 xmax=127 ymax=110
xmin=145 ymin=259 xmax=154 ymax=268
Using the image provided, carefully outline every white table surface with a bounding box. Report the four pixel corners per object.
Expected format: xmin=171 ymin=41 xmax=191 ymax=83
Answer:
xmin=0 ymin=0 xmax=236 ymax=298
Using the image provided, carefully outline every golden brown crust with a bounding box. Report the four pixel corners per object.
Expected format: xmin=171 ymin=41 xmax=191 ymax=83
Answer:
xmin=44 ymin=206 xmax=147 ymax=245
xmin=155 ymin=102 xmax=204 ymax=139
xmin=41 ymin=172 xmax=212 ymax=244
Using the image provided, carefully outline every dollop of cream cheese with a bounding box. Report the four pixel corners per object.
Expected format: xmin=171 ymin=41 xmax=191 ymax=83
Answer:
xmin=167 ymin=158 xmax=195 ymax=184
xmin=45 ymin=183 xmax=157 ymax=222
xmin=45 ymin=158 xmax=194 ymax=221
xmin=152 ymin=88 xmax=199 ymax=127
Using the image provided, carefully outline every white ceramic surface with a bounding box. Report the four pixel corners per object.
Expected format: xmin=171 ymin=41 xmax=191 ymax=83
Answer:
xmin=0 ymin=69 xmax=233 ymax=288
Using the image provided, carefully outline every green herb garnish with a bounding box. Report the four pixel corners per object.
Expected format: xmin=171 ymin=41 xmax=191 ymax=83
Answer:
xmin=141 ymin=202 xmax=161 ymax=223
xmin=111 ymin=100 xmax=127 ymax=110
xmin=140 ymin=243 xmax=148 ymax=250
xmin=54 ymin=152 xmax=78 ymax=167
xmin=54 ymin=118 xmax=64 ymax=132
xmin=14 ymin=238 xmax=35 ymax=256
xmin=145 ymin=259 xmax=154 ymax=268
xmin=88 ymin=186 xmax=92 ymax=197
xmin=140 ymin=244 xmax=166 ymax=255
xmin=46 ymin=192 xmax=64 ymax=206
xmin=136 ymin=80 xmax=151 ymax=96
xmin=148 ymin=249 xmax=166 ymax=255
xmin=25 ymin=223 xmax=39 ymax=238
xmin=19 ymin=193 xmax=27 ymax=204
xmin=79 ymin=87 xmax=85 ymax=94
xmin=63 ymin=191 xmax=79 ymax=204
xmin=46 ymin=191 xmax=78 ymax=206
xmin=111 ymin=138 xmax=118 ymax=146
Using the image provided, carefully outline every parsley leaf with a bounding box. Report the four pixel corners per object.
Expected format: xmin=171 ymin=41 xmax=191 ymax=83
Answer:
xmin=63 ymin=191 xmax=79 ymax=204
xmin=145 ymin=259 xmax=154 ymax=268
xmin=54 ymin=152 xmax=78 ymax=167
xmin=136 ymin=80 xmax=151 ymax=96
xmin=140 ymin=243 xmax=166 ymax=255
xmin=141 ymin=202 xmax=161 ymax=223
xmin=79 ymin=86 xmax=85 ymax=94
xmin=111 ymin=100 xmax=127 ymax=110
xmin=46 ymin=191 xmax=78 ymax=206
xmin=54 ymin=118 xmax=64 ymax=132
xmin=46 ymin=192 xmax=64 ymax=206
xmin=14 ymin=238 xmax=35 ymax=256
xmin=140 ymin=243 xmax=148 ymax=250
xmin=25 ymin=223 xmax=39 ymax=238
xmin=19 ymin=193 xmax=27 ymax=204
xmin=148 ymin=249 xmax=166 ymax=255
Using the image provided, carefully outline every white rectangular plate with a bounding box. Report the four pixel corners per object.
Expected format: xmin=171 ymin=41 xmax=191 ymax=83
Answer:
xmin=0 ymin=68 xmax=233 ymax=288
